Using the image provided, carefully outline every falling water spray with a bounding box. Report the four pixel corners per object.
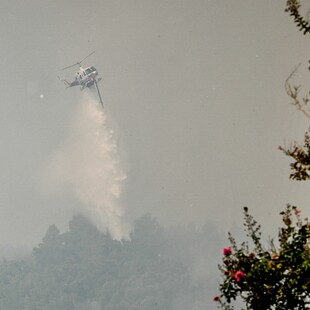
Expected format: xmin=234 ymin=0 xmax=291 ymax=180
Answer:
xmin=45 ymin=93 xmax=131 ymax=240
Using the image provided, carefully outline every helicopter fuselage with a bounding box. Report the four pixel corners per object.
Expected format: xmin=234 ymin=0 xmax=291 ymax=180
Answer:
xmin=75 ymin=66 xmax=99 ymax=89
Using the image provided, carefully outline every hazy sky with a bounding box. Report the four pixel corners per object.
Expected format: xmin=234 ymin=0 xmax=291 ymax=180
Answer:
xmin=0 ymin=0 xmax=309 ymax=246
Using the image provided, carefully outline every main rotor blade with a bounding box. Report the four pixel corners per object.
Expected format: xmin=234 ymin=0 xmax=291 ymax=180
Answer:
xmin=61 ymin=51 xmax=95 ymax=71
xmin=79 ymin=51 xmax=95 ymax=64
xmin=61 ymin=62 xmax=79 ymax=71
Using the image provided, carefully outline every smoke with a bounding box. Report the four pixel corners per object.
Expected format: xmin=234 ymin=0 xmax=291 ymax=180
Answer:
xmin=44 ymin=93 xmax=131 ymax=240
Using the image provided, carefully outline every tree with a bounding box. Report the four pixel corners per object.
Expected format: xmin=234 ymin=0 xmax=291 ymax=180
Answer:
xmin=280 ymin=1 xmax=310 ymax=179
xmin=214 ymin=206 xmax=310 ymax=310
xmin=0 ymin=213 xmax=204 ymax=309
xmin=215 ymin=2 xmax=310 ymax=308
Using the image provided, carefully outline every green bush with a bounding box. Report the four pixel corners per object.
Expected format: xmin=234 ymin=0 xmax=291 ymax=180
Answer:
xmin=215 ymin=206 xmax=310 ymax=310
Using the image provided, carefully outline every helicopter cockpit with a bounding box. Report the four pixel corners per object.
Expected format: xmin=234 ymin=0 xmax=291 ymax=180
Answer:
xmin=75 ymin=66 xmax=98 ymax=82
xmin=85 ymin=66 xmax=97 ymax=75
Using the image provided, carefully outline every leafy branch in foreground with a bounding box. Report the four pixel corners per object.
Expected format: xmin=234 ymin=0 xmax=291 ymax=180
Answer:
xmin=284 ymin=64 xmax=310 ymax=119
xmin=280 ymin=17 xmax=310 ymax=179
xmin=280 ymin=63 xmax=310 ymax=180
xmin=285 ymin=0 xmax=310 ymax=34
xmin=214 ymin=206 xmax=310 ymax=310
xmin=279 ymin=130 xmax=310 ymax=181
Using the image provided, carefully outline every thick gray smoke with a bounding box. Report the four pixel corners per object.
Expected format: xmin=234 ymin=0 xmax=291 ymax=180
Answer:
xmin=44 ymin=93 xmax=131 ymax=240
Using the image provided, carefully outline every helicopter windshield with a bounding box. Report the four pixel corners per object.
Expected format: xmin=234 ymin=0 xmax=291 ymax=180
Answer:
xmin=85 ymin=66 xmax=96 ymax=75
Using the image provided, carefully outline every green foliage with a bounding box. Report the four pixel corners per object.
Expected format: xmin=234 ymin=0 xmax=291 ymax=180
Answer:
xmin=279 ymin=130 xmax=310 ymax=181
xmin=0 ymin=213 xmax=219 ymax=309
xmin=282 ymin=1 xmax=310 ymax=178
xmin=215 ymin=206 xmax=310 ymax=310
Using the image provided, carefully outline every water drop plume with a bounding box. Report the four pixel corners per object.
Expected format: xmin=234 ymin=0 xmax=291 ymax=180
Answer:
xmin=46 ymin=93 xmax=131 ymax=240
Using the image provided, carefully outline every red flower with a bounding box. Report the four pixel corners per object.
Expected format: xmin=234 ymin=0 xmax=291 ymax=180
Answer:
xmin=213 ymin=296 xmax=220 ymax=302
xmin=235 ymin=270 xmax=245 ymax=282
xmin=223 ymin=247 xmax=232 ymax=256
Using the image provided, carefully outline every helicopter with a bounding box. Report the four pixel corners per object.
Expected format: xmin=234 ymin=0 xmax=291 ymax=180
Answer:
xmin=59 ymin=51 xmax=104 ymax=108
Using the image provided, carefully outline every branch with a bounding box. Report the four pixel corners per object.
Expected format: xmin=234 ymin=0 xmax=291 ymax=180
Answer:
xmin=279 ymin=130 xmax=310 ymax=181
xmin=285 ymin=0 xmax=310 ymax=34
xmin=285 ymin=64 xmax=310 ymax=119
